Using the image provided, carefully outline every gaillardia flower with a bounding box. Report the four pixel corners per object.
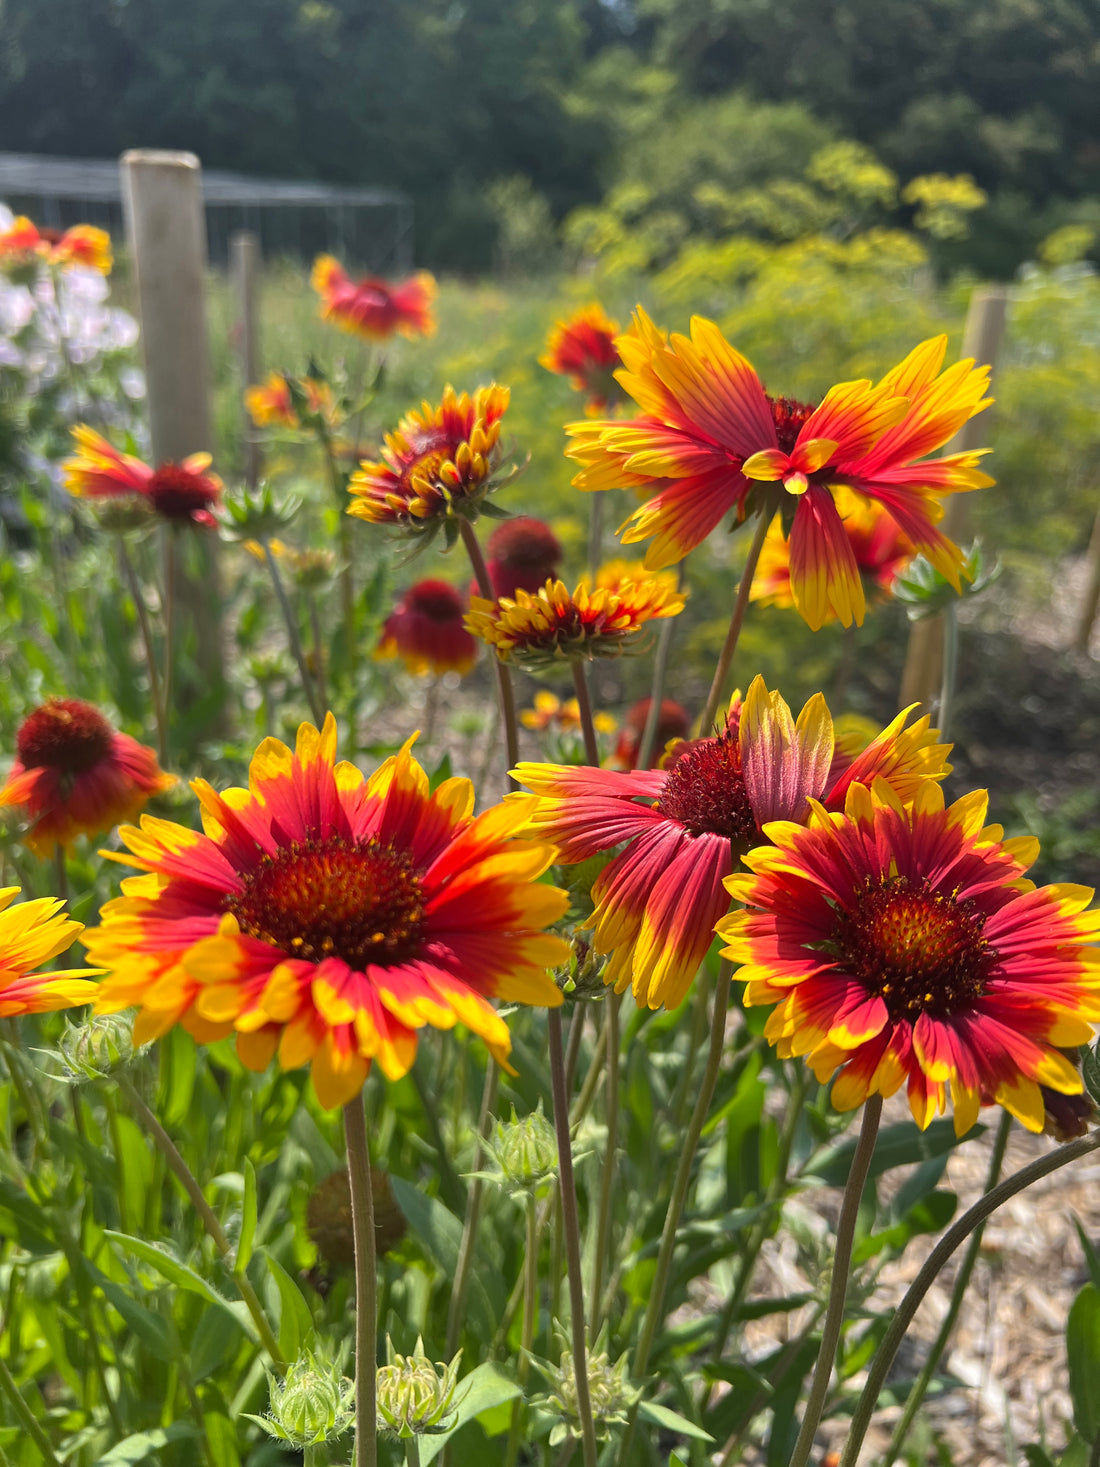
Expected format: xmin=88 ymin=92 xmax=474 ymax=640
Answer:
xmin=376 ymin=580 xmax=478 ymax=677
xmin=540 ymin=304 xmax=623 ymax=413
xmin=0 ymin=217 xmax=112 ymax=274
xmin=752 ymin=487 xmax=914 ymax=620
xmin=245 ymin=372 xmax=337 ymax=430
xmin=612 ymin=697 xmax=691 ymax=771
xmin=348 ymin=385 xmax=510 ymax=541
xmin=567 ymin=311 xmax=992 ymax=629
xmin=1 ymin=700 xmax=176 ymax=857
xmin=517 ymin=677 xmax=949 ymax=1009
xmin=86 ymin=717 xmax=568 ymax=1108
xmin=521 ymin=692 xmax=617 ymax=738
xmin=63 ymin=426 xmax=222 ymax=527
xmin=466 ymin=571 xmax=685 ymax=673
xmin=718 ymin=780 xmax=1100 ymax=1135
xmin=0 ymin=886 xmax=99 ymax=1015
xmin=311 ymin=256 xmax=436 ymax=341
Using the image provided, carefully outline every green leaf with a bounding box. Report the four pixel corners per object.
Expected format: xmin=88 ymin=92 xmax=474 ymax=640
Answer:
xmin=236 ymin=1159 xmax=258 ymax=1274
xmin=853 ymin=1191 xmax=957 ymax=1264
xmin=104 ymin=1231 xmax=257 ymax=1342
xmin=418 ymin=1363 xmax=522 ymax=1463
xmin=262 ymin=1248 xmax=314 ymax=1361
xmin=1073 ymin=1215 xmax=1100 ymax=1291
xmin=79 ymin=1258 xmax=175 ymax=1363
xmin=92 ymin=1425 xmax=197 ymax=1465
xmin=1067 ymin=1284 xmax=1100 ymax=1441
xmin=389 ymin=1177 xmax=497 ymax=1332
xmin=805 ymin=1118 xmax=983 ymax=1186
xmin=638 ymin=1401 xmax=714 ymax=1443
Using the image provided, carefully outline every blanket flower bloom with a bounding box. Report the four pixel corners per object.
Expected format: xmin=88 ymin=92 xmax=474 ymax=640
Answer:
xmin=376 ymin=579 xmax=478 ymax=676
xmin=520 ymin=692 xmax=618 ymax=736
xmin=85 ymin=717 xmax=568 ymax=1108
xmin=466 ymin=571 xmax=685 ymax=673
xmin=348 ymin=385 xmax=510 ymax=541
xmin=612 ymin=697 xmax=691 ymax=770
xmin=516 ymin=676 xmax=949 ymax=1009
xmin=540 ymin=304 xmax=623 ymax=413
xmin=311 ymin=256 xmax=436 ymax=341
xmin=567 ymin=310 xmax=993 ymax=629
xmin=0 ymin=217 xmax=112 ymax=274
xmin=752 ymin=487 xmax=914 ymax=619
xmin=484 ymin=516 xmax=564 ymax=599
xmin=0 ymin=887 xmax=99 ymax=1014
xmin=63 ymin=425 xmax=222 ymax=527
xmin=718 ymin=780 xmax=1100 ymax=1135
xmin=1 ymin=699 xmax=175 ymax=857
xmin=246 ymin=371 xmax=338 ymax=430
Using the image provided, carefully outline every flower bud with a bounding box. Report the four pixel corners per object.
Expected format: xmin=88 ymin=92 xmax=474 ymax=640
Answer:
xmin=56 ymin=1013 xmax=137 ymax=1082
xmin=541 ymin=1348 xmax=640 ymax=1445
xmin=376 ymin=1337 xmax=463 ymax=1437
xmin=485 ymin=1102 xmax=558 ymax=1197
xmin=244 ymin=1349 xmax=353 ymax=1446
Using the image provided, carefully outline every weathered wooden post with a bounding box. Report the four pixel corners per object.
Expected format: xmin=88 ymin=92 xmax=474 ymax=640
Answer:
xmin=120 ymin=149 xmax=226 ymax=733
xmin=898 ymin=287 xmax=1007 ymax=714
xmin=231 ymin=229 xmax=261 ymax=488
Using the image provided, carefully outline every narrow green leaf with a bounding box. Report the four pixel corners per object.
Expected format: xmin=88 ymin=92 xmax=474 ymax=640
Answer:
xmin=92 ymin=1424 xmax=197 ymax=1465
xmin=1073 ymin=1215 xmax=1100 ymax=1291
xmin=262 ymin=1247 xmax=314 ymax=1361
xmin=805 ymin=1118 xmax=983 ymax=1186
xmin=236 ymin=1159 xmax=258 ymax=1274
xmin=418 ymin=1363 xmax=522 ymax=1463
xmin=638 ymin=1401 xmax=714 ymax=1442
xmin=105 ymin=1230 xmax=257 ymax=1342
xmin=1067 ymin=1284 xmax=1100 ymax=1442
xmin=79 ymin=1258 xmax=175 ymax=1363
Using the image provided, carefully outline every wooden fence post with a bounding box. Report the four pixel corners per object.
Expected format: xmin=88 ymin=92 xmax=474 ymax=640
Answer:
xmin=120 ymin=149 xmax=226 ymax=734
xmin=898 ymin=287 xmax=1007 ymax=713
xmin=231 ymin=230 xmax=261 ymax=489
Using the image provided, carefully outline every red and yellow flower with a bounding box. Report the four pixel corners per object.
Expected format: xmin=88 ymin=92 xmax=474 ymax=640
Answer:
xmin=63 ymin=426 xmax=222 ymax=528
xmin=718 ymin=780 xmax=1100 ymax=1135
xmin=348 ymin=385 xmax=510 ymax=537
xmin=85 ymin=717 xmax=569 ymax=1108
xmin=520 ymin=692 xmax=618 ymax=737
xmin=540 ymin=304 xmax=623 ymax=413
xmin=376 ymin=579 xmax=478 ymax=677
xmin=567 ymin=311 xmax=992 ymax=629
xmin=0 ymin=217 xmax=112 ymax=274
xmin=611 ymin=697 xmax=691 ymax=770
xmin=484 ymin=516 xmax=564 ymax=599
xmin=245 ymin=372 xmax=337 ymax=429
xmin=0 ymin=886 xmax=100 ymax=1015
xmin=311 ymin=256 xmax=436 ymax=341
xmin=1 ymin=700 xmax=176 ymax=858
xmin=517 ymin=677 xmax=949 ymax=1009
xmin=466 ymin=571 xmax=685 ymax=673
xmin=752 ymin=488 xmax=914 ymax=619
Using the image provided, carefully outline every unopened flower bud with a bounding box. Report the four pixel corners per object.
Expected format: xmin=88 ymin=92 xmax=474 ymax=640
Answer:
xmin=376 ymin=1337 xmax=464 ymax=1438
xmin=485 ymin=1102 xmax=558 ymax=1196
xmin=555 ymin=931 xmax=610 ymax=1000
xmin=244 ymin=1349 xmax=353 ymax=1446
xmin=541 ymin=1349 xmax=640 ymax=1446
xmin=56 ymin=1013 xmax=137 ymax=1082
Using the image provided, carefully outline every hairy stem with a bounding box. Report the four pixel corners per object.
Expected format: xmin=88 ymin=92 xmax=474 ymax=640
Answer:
xmin=263 ymin=538 xmax=325 ymax=725
xmin=446 ymin=1062 xmax=499 ymax=1357
xmin=118 ymin=535 xmax=169 ymax=763
xmin=570 ymin=660 xmax=601 ymax=767
xmin=460 ymin=518 xmax=519 ymax=782
xmin=344 ymin=1092 xmax=378 ymax=1467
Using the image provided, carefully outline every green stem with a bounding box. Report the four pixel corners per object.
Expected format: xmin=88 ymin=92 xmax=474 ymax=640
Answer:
xmin=0 ymin=1349 xmax=62 ymax=1466
xmin=636 ymin=563 xmax=685 ymax=770
xmin=317 ymin=420 xmax=357 ymax=677
xmin=548 ymin=1009 xmax=599 ymax=1467
xmin=409 ymin=1064 xmax=466 ymax=1216
xmin=116 ymin=1074 xmax=284 ymax=1367
xmin=697 ymin=502 xmax=774 ymax=735
xmin=306 ymin=587 xmax=329 ymax=714
xmin=118 ymin=535 xmax=169 ymax=764
xmin=939 ymin=599 xmax=959 ymax=742
xmin=344 ymin=1092 xmax=378 ymax=1467
xmin=446 ymin=1062 xmax=499 ymax=1357
xmin=405 ymin=1440 xmax=423 ymax=1467
xmin=162 ymin=529 xmax=176 ymax=721
xmin=841 ymin=1126 xmax=1100 ymax=1467
xmin=504 ymin=1192 xmax=540 ymax=1467
xmin=709 ymin=1065 xmax=809 ymax=1364
xmin=570 ymin=1009 xmax=609 ymax=1137
xmin=788 ymin=1094 xmax=883 ymax=1467
xmin=570 ymin=661 xmax=601 ymax=768
xmin=263 ymin=538 xmax=325 ymax=725
xmin=589 ymin=993 xmax=620 ymax=1337
xmin=618 ymin=964 xmax=732 ymax=1467
xmin=460 ymin=518 xmax=520 ymax=782
xmin=882 ymin=1109 xmax=1012 ymax=1466
xmin=716 ymin=1305 xmax=826 ymax=1467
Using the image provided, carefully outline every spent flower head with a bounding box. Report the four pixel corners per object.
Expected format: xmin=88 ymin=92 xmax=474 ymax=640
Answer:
xmin=244 ymin=1348 xmax=354 ymax=1446
xmin=376 ymin=1337 xmax=464 ymax=1438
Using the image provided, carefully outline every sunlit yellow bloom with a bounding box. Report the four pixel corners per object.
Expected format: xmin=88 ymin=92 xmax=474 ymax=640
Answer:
xmin=0 ymin=887 xmax=99 ymax=1015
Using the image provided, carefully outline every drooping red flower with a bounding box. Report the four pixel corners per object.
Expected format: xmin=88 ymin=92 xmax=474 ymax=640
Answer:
xmin=568 ymin=311 xmax=993 ymax=629
xmin=1 ymin=700 xmax=176 ymax=857
xmin=612 ymin=698 xmax=691 ymax=770
xmin=376 ymin=580 xmax=478 ymax=677
xmin=63 ymin=426 xmax=222 ymax=527
xmin=540 ymin=304 xmax=623 ymax=412
xmin=719 ymin=780 xmax=1100 ymax=1135
xmin=311 ymin=256 xmax=436 ymax=341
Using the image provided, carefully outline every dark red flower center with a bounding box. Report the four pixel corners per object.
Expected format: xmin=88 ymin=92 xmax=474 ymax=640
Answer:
xmin=655 ymin=728 xmax=757 ymax=848
xmin=830 ymin=876 xmax=993 ymax=1020
xmin=16 ymin=699 xmax=113 ymax=772
xmin=402 ymin=580 xmax=465 ymax=622
xmin=487 ymin=517 xmax=563 ymax=569
xmin=225 ymin=834 xmax=426 ymax=969
xmin=146 ymin=464 xmax=219 ymax=521
xmin=768 ymin=395 xmax=817 ymax=454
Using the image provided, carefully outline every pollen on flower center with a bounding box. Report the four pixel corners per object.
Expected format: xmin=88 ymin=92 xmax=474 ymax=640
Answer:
xmin=767 ymin=394 xmax=817 ymax=454
xmin=831 ymin=877 xmax=993 ymax=1019
xmin=655 ymin=730 xmax=758 ymax=847
xmin=146 ymin=464 xmax=217 ymax=520
xmin=16 ymin=699 xmax=113 ymax=772
xmin=225 ymin=835 xmax=427 ymax=968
